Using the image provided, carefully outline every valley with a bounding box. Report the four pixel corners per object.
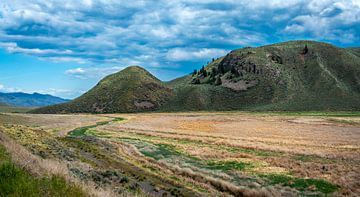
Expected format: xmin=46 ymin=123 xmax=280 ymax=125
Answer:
xmin=1 ymin=112 xmax=359 ymax=196
xmin=1 ymin=1 xmax=360 ymax=196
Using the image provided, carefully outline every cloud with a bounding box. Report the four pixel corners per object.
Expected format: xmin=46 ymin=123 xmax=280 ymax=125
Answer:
xmin=284 ymin=24 xmax=306 ymax=34
xmin=0 ymin=84 xmax=23 ymax=92
xmin=0 ymin=42 xmax=73 ymax=55
xmin=167 ymin=48 xmax=228 ymax=61
xmin=283 ymin=0 xmax=360 ymax=42
xmin=0 ymin=0 xmax=359 ymax=72
xmin=65 ymin=66 xmax=125 ymax=79
xmin=44 ymin=57 xmax=89 ymax=64
xmin=65 ymin=68 xmax=85 ymax=75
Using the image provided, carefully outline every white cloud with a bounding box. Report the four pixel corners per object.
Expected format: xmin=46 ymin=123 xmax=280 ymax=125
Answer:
xmin=237 ymin=0 xmax=305 ymax=9
xmin=0 ymin=84 xmax=23 ymax=92
xmin=283 ymin=0 xmax=360 ymax=42
xmin=167 ymin=48 xmax=228 ymax=61
xmin=65 ymin=68 xmax=85 ymax=75
xmin=284 ymin=24 xmax=306 ymax=34
xmin=0 ymin=42 xmax=73 ymax=55
xmin=65 ymin=66 xmax=125 ymax=79
xmin=43 ymin=57 xmax=89 ymax=64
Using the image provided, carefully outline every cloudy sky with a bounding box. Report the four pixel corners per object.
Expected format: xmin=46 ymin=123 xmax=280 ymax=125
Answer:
xmin=0 ymin=0 xmax=359 ymax=99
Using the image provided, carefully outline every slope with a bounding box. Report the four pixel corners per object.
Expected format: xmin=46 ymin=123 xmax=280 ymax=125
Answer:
xmin=163 ymin=41 xmax=360 ymax=111
xmin=33 ymin=66 xmax=173 ymax=113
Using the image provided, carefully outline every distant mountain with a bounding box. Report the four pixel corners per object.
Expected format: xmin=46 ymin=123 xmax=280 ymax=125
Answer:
xmin=32 ymin=40 xmax=360 ymax=113
xmin=0 ymin=92 xmax=70 ymax=107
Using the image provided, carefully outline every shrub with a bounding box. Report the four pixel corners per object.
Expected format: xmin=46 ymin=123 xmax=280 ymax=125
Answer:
xmin=215 ymin=76 xmax=222 ymax=86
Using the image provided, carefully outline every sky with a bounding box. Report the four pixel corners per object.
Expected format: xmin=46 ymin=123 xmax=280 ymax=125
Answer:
xmin=0 ymin=0 xmax=359 ymax=99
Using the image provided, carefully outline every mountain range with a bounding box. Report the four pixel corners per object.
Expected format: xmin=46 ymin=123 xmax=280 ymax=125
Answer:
xmin=0 ymin=92 xmax=70 ymax=107
xmin=32 ymin=40 xmax=360 ymax=113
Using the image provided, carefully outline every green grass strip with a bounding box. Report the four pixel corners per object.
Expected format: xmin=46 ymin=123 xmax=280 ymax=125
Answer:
xmin=206 ymin=160 xmax=254 ymax=171
xmin=68 ymin=117 xmax=125 ymax=137
xmin=262 ymin=174 xmax=339 ymax=194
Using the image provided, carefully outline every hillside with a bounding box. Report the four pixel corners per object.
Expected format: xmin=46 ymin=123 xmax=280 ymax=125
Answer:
xmin=163 ymin=41 xmax=360 ymax=111
xmin=349 ymin=48 xmax=360 ymax=58
xmin=0 ymin=92 xmax=69 ymax=107
xmin=33 ymin=41 xmax=360 ymax=113
xmin=33 ymin=66 xmax=173 ymax=113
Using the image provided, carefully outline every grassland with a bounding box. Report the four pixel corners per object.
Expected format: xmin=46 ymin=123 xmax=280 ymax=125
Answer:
xmin=0 ymin=105 xmax=34 ymax=113
xmin=0 ymin=111 xmax=359 ymax=196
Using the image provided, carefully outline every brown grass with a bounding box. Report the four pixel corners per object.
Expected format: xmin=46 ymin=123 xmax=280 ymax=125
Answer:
xmin=0 ymin=131 xmax=119 ymax=197
xmin=104 ymin=112 xmax=360 ymax=159
xmin=2 ymin=112 xmax=360 ymax=196
xmin=116 ymin=138 xmax=274 ymax=197
xmin=99 ymin=112 xmax=360 ymax=196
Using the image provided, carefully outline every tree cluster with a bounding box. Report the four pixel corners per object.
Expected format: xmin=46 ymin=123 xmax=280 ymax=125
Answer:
xmin=199 ymin=66 xmax=207 ymax=77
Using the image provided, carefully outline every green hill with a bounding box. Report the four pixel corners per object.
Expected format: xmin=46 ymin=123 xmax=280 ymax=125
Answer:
xmin=33 ymin=66 xmax=173 ymax=113
xmin=163 ymin=41 xmax=360 ymax=111
xmin=32 ymin=41 xmax=360 ymax=114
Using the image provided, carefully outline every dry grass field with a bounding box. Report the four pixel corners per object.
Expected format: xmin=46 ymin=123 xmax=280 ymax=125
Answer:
xmin=0 ymin=112 xmax=359 ymax=196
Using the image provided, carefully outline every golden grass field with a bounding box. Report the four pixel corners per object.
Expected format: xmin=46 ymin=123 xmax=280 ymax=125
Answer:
xmin=0 ymin=112 xmax=359 ymax=197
